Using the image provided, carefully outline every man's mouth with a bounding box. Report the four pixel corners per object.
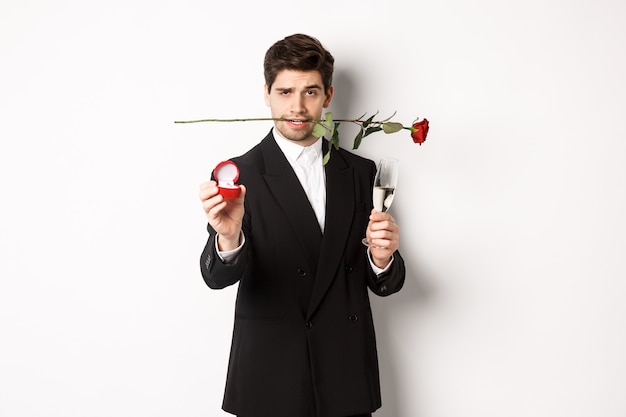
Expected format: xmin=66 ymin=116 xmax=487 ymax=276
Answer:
xmin=284 ymin=118 xmax=310 ymax=125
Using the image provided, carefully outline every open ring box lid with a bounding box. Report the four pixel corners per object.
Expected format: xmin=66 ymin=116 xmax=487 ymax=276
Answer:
xmin=213 ymin=160 xmax=241 ymax=199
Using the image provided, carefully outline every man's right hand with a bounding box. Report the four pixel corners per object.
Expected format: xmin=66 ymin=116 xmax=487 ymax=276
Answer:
xmin=199 ymin=180 xmax=246 ymax=251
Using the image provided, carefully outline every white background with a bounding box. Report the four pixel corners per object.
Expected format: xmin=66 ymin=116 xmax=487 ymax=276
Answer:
xmin=2 ymin=0 xmax=625 ymax=416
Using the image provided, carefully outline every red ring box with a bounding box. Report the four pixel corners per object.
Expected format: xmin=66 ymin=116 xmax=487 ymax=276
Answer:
xmin=213 ymin=160 xmax=241 ymax=199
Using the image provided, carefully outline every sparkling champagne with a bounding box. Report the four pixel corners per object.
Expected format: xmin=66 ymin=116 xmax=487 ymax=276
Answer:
xmin=373 ymin=186 xmax=395 ymax=212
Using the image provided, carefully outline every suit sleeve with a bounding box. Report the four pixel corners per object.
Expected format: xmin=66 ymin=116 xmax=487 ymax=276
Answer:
xmin=200 ymin=223 xmax=248 ymax=289
xmin=366 ymin=249 xmax=406 ymax=297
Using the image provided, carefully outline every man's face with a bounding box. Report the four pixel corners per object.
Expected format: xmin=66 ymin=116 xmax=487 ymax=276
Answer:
xmin=264 ymin=69 xmax=333 ymax=147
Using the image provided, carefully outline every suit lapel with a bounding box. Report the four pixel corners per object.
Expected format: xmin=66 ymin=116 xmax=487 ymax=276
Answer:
xmin=260 ymin=136 xmax=322 ymax=269
xmin=307 ymin=143 xmax=355 ymax=319
xmin=257 ymin=135 xmax=357 ymax=319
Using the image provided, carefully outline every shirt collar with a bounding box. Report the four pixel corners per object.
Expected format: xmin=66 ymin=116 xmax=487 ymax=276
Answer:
xmin=272 ymin=127 xmax=322 ymax=162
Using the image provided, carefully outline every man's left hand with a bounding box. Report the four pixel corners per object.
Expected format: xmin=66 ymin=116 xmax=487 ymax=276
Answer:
xmin=365 ymin=209 xmax=400 ymax=269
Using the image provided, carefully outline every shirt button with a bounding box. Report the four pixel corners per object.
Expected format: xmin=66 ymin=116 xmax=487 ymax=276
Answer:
xmin=305 ymin=321 xmax=313 ymax=329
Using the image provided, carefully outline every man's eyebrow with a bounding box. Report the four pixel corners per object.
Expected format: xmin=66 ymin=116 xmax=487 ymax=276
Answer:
xmin=275 ymin=84 xmax=322 ymax=91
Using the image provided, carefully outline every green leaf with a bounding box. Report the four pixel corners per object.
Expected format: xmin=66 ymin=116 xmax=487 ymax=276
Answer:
xmin=322 ymin=149 xmax=331 ymax=165
xmin=382 ymin=122 xmax=404 ymax=134
xmin=353 ymin=129 xmax=364 ymax=149
xmin=312 ymin=122 xmax=327 ymax=138
xmin=324 ymin=111 xmax=333 ymax=128
xmin=362 ymin=113 xmax=376 ymax=128
xmin=362 ymin=126 xmax=383 ymax=138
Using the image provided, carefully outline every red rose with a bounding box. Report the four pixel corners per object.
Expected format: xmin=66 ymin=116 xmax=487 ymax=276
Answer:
xmin=411 ymin=119 xmax=429 ymax=145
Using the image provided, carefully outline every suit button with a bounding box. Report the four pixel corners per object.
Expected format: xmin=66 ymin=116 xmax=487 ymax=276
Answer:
xmin=297 ymin=268 xmax=307 ymax=277
xmin=305 ymin=321 xmax=313 ymax=329
xmin=348 ymin=315 xmax=358 ymax=323
xmin=345 ymin=265 xmax=353 ymax=273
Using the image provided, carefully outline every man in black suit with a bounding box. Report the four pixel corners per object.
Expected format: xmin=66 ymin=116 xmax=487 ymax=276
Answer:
xmin=199 ymin=33 xmax=406 ymax=417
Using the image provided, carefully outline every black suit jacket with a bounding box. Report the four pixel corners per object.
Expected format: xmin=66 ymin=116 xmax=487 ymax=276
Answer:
xmin=200 ymin=131 xmax=405 ymax=417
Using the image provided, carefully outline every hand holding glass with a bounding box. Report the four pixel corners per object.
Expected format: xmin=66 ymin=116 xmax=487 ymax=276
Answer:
xmin=362 ymin=157 xmax=399 ymax=247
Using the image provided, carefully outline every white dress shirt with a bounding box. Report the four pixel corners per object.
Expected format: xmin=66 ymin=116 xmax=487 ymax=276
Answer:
xmin=273 ymin=128 xmax=326 ymax=231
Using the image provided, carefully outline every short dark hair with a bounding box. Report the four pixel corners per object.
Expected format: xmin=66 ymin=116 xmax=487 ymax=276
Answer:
xmin=263 ymin=34 xmax=334 ymax=94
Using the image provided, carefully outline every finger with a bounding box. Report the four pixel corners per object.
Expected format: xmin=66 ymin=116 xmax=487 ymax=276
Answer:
xmin=368 ymin=221 xmax=399 ymax=235
xmin=369 ymin=210 xmax=395 ymax=222
xmin=369 ymin=241 xmax=395 ymax=257
xmin=368 ymin=225 xmax=399 ymax=244
xmin=370 ymin=232 xmax=399 ymax=250
xmin=203 ymin=193 xmax=225 ymax=215
xmin=368 ymin=229 xmax=395 ymax=242
xmin=199 ymin=181 xmax=219 ymax=201
xmin=234 ymin=184 xmax=247 ymax=202
xmin=370 ymin=245 xmax=394 ymax=256
xmin=199 ymin=180 xmax=217 ymax=191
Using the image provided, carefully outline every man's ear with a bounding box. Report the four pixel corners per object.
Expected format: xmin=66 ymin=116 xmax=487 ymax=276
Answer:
xmin=323 ymin=85 xmax=334 ymax=108
xmin=264 ymin=84 xmax=271 ymax=107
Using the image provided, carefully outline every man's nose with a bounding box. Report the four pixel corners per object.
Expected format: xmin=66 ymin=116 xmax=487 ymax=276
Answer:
xmin=291 ymin=95 xmax=306 ymax=113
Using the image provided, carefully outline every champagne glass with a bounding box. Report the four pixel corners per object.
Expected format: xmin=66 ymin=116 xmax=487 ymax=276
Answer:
xmin=362 ymin=157 xmax=399 ymax=247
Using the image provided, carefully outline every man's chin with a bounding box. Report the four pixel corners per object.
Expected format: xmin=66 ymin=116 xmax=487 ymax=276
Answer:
xmin=286 ymin=134 xmax=312 ymax=142
xmin=277 ymin=126 xmax=314 ymax=142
